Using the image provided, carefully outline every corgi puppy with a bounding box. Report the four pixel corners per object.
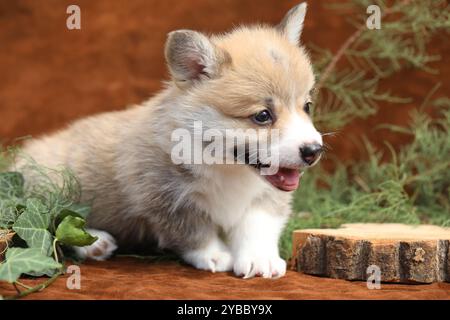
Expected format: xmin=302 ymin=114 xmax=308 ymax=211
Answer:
xmin=17 ymin=2 xmax=322 ymax=278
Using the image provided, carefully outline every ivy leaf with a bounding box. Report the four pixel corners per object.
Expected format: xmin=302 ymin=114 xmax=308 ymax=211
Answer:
xmin=66 ymin=204 xmax=91 ymax=219
xmin=0 ymin=199 xmax=22 ymax=228
xmin=57 ymin=205 xmax=91 ymax=224
xmin=12 ymin=199 xmax=53 ymax=256
xmin=0 ymin=248 xmax=61 ymax=283
xmin=56 ymin=216 xmax=98 ymax=246
xmin=57 ymin=209 xmax=83 ymax=224
xmin=0 ymin=172 xmax=24 ymax=199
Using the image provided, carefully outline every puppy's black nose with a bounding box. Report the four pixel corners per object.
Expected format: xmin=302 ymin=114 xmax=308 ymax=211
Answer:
xmin=300 ymin=143 xmax=323 ymax=165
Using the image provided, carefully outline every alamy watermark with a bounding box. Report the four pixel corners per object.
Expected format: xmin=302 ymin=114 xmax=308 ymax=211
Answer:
xmin=367 ymin=265 xmax=382 ymax=289
xmin=66 ymin=265 xmax=81 ymax=290
xmin=171 ymin=121 xmax=281 ymax=175
xmin=66 ymin=4 xmax=382 ymax=31
xmin=367 ymin=5 xmax=382 ymax=30
xmin=66 ymin=5 xmax=81 ymax=30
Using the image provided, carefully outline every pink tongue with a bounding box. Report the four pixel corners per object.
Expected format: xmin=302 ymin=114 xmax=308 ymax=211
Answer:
xmin=264 ymin=168 xmax=300 ymax=191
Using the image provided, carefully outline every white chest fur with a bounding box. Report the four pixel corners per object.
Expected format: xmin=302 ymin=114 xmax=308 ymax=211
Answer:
xmin=191 ymin=164 xmax=271 ymax=231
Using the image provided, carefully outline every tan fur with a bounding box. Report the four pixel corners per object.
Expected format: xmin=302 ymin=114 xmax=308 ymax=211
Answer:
xmin=16 ymin=3 xmax=321 ymax=278
xmin=197 ymin=26 xmax=314 ymax=116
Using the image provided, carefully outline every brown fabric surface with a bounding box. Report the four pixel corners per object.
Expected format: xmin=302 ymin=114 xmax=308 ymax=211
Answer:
xmin=1 ymin=257 xmax=449 ymax=300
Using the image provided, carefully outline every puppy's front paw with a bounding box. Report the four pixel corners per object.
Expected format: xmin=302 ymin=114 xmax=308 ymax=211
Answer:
xmin=73 ymin=229 xmax=118 ymax=261
xmin=183 ymin=246 xmax=233 ymax=273
xmin=233 ymin=253 xmax=286 ymax=279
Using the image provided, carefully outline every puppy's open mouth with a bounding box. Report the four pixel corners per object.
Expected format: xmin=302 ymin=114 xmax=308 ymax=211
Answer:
xmin=251 ymin=163 xmax=302 ymax=191
xmin=234 ymin=148 xmax=302 ymax=192
xmin=262 ymin=168 xmax=301 ymax=192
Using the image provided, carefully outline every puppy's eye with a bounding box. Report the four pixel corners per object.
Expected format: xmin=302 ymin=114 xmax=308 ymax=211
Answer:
xmin=252 ymin=109 xmax=273 ymax=125
xmin=304 ymin=102 xmax=312 ymax=115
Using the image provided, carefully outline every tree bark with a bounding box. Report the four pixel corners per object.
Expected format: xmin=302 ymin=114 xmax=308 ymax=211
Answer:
xmin=292 ymin=224 xmax=450 ymax=283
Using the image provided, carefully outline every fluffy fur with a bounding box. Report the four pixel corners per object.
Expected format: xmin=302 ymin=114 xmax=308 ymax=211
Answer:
xmin=16 ymin=3 xmax=322 ymax=278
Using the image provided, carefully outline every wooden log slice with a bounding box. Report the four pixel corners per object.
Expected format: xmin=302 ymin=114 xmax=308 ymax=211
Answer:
xmin=292 ymin=223 xmax=450 ymax=283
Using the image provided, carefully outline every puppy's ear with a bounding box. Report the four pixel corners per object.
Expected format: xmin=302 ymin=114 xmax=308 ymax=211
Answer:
xmin=276 ymin=2 xmax=307 ymax=46
xmin=165 ymin=30 xmax=230 ymax=86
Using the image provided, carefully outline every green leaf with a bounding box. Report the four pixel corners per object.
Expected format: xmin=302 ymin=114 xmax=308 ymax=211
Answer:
xmin=57 ymin=209 xmax=84 ymax=223
xmin=12 ymin=199 xmax=53 ymax=256
xmin=66 ymin=204 xmax=91 ymax=219
xmin=56 ymin=216 xmax=98 ymax=246
xmin=0 ymin=199 xmax=22 ymax=228
xmin=0 ymin=248 xmax=61 ymax=283
xmin=57 ymin=204 xmax=91 ymax=223
xmin=25 ymin=266 xmax=58 ymax=277
xmin=0 ymin=172 xmax=24 ymax=199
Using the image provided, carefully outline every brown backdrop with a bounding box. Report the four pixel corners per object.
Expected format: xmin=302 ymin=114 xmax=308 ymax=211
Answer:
xmin=0 ymin=0 xmax=448 ymax=163
xmin=1 ymin=1 xmax=450 ymax=300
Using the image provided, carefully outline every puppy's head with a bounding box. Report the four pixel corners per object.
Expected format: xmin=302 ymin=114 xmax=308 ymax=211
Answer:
xmin=165 ymin=3 xmax=322 ymax=192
